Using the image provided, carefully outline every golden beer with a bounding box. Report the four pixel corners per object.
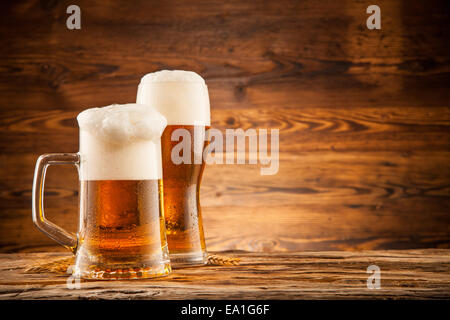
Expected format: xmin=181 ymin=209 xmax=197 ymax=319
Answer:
xmin=161 ymin=125 xmax=209 ymax=260
xmin=76 ymin=179 xmax=169 ymax=279
xmin=32 ymin=103 xmax=171 ymax=279
xmin=137 ymin=70 xmax=211 ymax=265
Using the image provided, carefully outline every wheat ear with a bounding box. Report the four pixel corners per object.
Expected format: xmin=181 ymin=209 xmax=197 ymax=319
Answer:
xmin=24 ymin=257 xmax=74 ymax=274
xmin=25 ymin=254 xmax=241 ymax=273
xmin=206 ymin=254 xmax=241 ymax=266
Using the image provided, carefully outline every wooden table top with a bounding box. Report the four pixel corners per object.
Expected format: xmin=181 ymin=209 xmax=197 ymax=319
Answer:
xmin=0 ymin=249 xmax=449 ymax=300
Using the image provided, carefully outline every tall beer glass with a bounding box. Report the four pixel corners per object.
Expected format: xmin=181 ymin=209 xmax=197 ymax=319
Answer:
xmin=32 ymin=104 xmax=171 ymax=279
xmin=137 ymin=70 xmax=210 ymax=266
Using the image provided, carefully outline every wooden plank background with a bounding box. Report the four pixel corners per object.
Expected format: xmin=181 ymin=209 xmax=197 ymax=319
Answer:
xmin=1 ymin=250 xmax=449 ymax=299
xmin=0 ymin=0 xmax=449 ymax=253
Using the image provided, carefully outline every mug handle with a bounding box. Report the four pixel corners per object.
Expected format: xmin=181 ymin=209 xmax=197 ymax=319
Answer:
xmin=32 ymin=153 xmax=80 ymax=253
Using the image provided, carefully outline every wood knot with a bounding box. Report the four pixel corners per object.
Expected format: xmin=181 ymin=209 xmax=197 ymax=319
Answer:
xmin=226 ymin=117 xmax=235 ymax=125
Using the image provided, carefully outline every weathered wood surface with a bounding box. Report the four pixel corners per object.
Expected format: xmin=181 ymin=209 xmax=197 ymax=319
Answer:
xmin=0 ymin=249 xmax=449 ymax=299
xmin=0 ymin=0 xmax=449 ymax=252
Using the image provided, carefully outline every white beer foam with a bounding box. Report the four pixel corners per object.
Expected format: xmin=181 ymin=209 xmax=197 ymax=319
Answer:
xmin=140 ymin=70 xmax=205 ymax=84
xmin=137 ymin=70 xmax=210 ymax=126
xmin=77 ymin=103 xmax=167 ymax=144
xmin=77 ymin=104 xmax=166 ymax=181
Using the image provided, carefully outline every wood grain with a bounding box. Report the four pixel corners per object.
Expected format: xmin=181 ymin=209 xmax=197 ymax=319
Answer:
xmin=0 ymin=0 xmax=449 ymax=252
xmin=0 ymin=250 xmax=449 ymax=299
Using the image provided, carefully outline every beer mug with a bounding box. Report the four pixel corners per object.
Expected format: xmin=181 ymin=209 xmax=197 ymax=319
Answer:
xmin=137 ymin=70 xmax=210 ymax=266
xmin=32 ymin=104 xmax=171 ymax=279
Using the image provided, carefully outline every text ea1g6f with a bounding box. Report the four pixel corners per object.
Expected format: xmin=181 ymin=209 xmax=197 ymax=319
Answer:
xmin=181 ymin=304 xmax=270 ymax=317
